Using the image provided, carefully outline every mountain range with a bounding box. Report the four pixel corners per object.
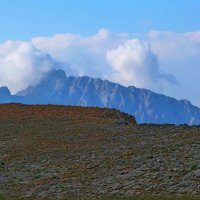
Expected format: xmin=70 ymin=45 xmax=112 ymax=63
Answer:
xmin=1 ymin=69 xmax=200 ymax=125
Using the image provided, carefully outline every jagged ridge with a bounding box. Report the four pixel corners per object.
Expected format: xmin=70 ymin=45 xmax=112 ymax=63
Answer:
xmin=1 ymin=69 xmax=200 ymax=125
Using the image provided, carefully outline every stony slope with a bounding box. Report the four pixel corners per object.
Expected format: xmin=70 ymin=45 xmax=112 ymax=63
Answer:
xmin=0 ymin=104 xmax=199 ymax=200
xmin=1 ymin=69 xmax=200 ymax=125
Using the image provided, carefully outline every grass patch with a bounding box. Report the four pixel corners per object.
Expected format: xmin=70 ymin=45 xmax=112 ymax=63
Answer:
xmin=100 ymin=196 xmax=200 ymax=200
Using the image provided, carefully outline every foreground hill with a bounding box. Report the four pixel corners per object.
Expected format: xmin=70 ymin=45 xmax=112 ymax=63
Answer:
xmin=1 ymin=70 xmax=200 ymax=125
xmin=0 ymin=104 xmax=199 ymax=200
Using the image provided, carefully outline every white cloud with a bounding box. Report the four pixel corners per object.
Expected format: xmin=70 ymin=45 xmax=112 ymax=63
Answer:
xmin=146 ymin=30 xmax=200 ymax=106
xmin=106 ymin=39 xmax=177 ymax=89
xmin=31 ymin=29 xmax=128 ymax=78
xmin=147 ymin=30 xmax=200 ymax=61
xmin=0 ymin=41 xmax=55 ymax=93
xmin=31 ymin=29 xmax=176 ymax=91
xmin=1 ymin=29 xmax=200 ymax=107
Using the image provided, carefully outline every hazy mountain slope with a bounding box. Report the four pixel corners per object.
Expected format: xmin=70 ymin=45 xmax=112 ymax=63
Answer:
xmin=0 ymin=86 xmax=23 ymax=104
xmin=0 ymin=87 xmax=12 ymax=103
xmin=15 ymin=69 xmax=200 ymax=125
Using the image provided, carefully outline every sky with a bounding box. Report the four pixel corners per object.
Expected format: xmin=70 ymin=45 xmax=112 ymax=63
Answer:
xmin=0 ymin=0 xmax=200 ymax=41
xmin=0 ymin=0 xmax=200 ymax=106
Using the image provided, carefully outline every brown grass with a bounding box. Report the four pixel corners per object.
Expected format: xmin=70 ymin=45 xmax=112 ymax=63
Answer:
xmin=0 ymin=104 xmax=199 ymax=199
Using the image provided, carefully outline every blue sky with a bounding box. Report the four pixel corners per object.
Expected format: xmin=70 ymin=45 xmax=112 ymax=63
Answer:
xmin=0 ymin=0 xmax=200 ymax=106
xmin=0 ymin=0 xmax=200 ymax=41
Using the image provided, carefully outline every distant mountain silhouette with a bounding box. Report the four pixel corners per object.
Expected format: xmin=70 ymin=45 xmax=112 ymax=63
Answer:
xmin=1 ymin=69 xmax=200 ymax=125
xmin=0 ymin=86 xmax=12 ymax=103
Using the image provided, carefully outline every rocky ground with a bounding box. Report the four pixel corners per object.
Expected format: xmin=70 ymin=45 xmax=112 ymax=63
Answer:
xmin=0 ymin=104 xmax=199 ymax=200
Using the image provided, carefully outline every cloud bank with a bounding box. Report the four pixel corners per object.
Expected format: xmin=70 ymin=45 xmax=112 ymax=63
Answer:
xmin=106 ymin=39 xmax=177 ymax=89
xmin=146 ymin=31 xmax=200 ymax=106
xmin=0 ymin=41 xmax=56 ymax=93
xmin=31 ymin=29 xmax=177 ymax=91
xmin=1 ymin=29 xmax=200 ymax=106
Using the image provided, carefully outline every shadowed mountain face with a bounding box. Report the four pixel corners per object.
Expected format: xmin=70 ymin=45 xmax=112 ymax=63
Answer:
xmin=1 ymin=69 xmax=200 ymax=125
